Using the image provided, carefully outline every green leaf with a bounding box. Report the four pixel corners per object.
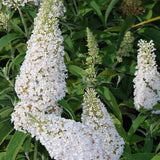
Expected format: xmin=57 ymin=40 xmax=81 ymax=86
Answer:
xmin=64 ymin=35 xmax=75 ymax=54
xmin=6 ymin=131 xmax=27 ymax=160
xmin=97 ymin=86 xmax=122 ymax=122
xmin=124 ymin=152 xmax=155 ymax=160
xmin=15 ymin=43 xmax=27 ymax=55
xmin=98 ymin=69 xmax=118 ymax=82
xmin=132 ymin=153 xmax=155 ymax=160
xmin=0 ymin=99 xmax=13 ymax=107
xmin=0 ymin=107 xmax=13 ymax=119
xmin=0 ymin=152 xmax=6 ymax=160
xmin=68 ymin=65 xmax=87 ymax=78
xmin=23 ymin=135 xmax=32 ymax=152
xmin=0 ymin=34 xmax=22 ymax=51
xmin=152 ymin=152 xmax=160 ymax=160
xmin=129 ymin=134 xmax=144 ymax=144
xmin=104 ymin=0 xmax=118 ymax=25
xmin=111 ymin=114 xmax=127 ymax=140
xmin=9 ymin=21 xmax=25 ymax=35
xmin=141 ymin=134 xmax=153 ymax=153
xmin=86 ymin=0 xmax=104 ymax=24
xmin=127 ymin=114 xmax=148 ymax=140
xmin=0 ymin=119 xmax=13 ymax=145
xmin=156 ymin=142 xmax=160 ymax=153
xmin=11 ymin=53 xmax=25 ymax=68
xmin=58 ymin=99 xmax=76 ymax=120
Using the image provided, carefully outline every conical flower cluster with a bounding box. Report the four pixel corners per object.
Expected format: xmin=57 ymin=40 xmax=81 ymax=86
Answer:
xmin=14 ymin=0 xmax=67 ymax=115
xmin=116 ymin=31 xmax=134 ymax=62
xmin=82 ymin=88 xmax=124 ymax=160
xmin=133 ymin=39 xmax=160 ymax=112
xmin=85 ymin=28 xmax=101 ymax=85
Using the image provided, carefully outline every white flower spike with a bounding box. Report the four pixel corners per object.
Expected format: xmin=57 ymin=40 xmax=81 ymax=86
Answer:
xmin=82 ymin=88 xmax=125 ymax=160
xmin=133 ymin=39 xmax=160 ymax=113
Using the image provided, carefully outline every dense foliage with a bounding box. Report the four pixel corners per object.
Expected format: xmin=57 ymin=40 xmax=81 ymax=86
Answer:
xmin=0 ymin=0 xmax=160 ymax=159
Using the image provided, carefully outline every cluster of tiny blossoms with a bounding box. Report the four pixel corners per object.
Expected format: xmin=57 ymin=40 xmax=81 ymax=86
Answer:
xmin=14 ymin=0 xmax=67 ymax=114
xmin=133 ymin=39 xmax=160 ymax=112
xmin=0 ymin=12 xmax=9 ymax=30
xmin=11 ymin=0 xmax=67 ymax=142
xmin=82 ymin=88 xmax=125 ymax=160
xmin=116 ymin=31 xmax=134 ymax=62
xmin=2 ymin=0 xmax=40 ymax=8
xmin=85 ymin=28 xmax=101 ymax=85
xmin=12 ymin=103 xmax=105 ymax=160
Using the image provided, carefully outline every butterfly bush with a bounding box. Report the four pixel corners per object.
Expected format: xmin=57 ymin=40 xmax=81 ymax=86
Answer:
xmin=133 ymin=39 xmax=160 ymax=112
xmin=82 ymin=88 xmax=125 ymax=160
xmin=11 ymin=0 xmax=109 ymax=159
xmin=11 ymin=0 xmax=125 ymax=159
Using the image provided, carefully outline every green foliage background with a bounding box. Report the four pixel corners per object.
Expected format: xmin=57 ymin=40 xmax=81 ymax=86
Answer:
xmin=0 ymin=0 xmax=160 ymax=159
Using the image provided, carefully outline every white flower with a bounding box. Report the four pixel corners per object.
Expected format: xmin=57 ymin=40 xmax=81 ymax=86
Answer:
xmin=133 ymin=39 xmax=160 ymax=112
xmin=14 ymin=0 xmax=67 ymax=113
xmin=11 ymin=102 xmax=106 ymax=160
xmin=82 ymin=88 xmax=124 ymax=160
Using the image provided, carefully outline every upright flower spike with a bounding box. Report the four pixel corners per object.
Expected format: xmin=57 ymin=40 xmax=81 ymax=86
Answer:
xmin=133 ymin=39 xmax=160 ymax=112
xmin=12 ymin=0 xmax=67 ymax=140
xmin=13 ymin=0 xmax=67 ymax=115
xmin=85 ymin=28 xmax=101 ymax=85
xmin=82 ymin=88 xmax=124 ymax=160
xmin=116 ymin=31 xmax=134 ymax=62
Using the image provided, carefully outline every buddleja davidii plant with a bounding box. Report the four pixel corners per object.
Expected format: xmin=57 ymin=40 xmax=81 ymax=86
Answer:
xmin=10 ymin=1 xmax=115 ymax=159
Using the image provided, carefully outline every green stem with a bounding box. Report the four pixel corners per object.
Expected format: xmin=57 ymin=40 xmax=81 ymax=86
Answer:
xmin=131 ymin=16 xmax=160 ymax=28
xmin=18 ymin=7 xmax=29 ymax=39
xmin=33 ymin=140 xmax=38 ymax=160
xmin=73 ymin=0 xmax=79 ymax=16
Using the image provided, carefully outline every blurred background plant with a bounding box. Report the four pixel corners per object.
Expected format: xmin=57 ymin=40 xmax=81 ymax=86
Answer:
xmin=0 ymin=0 xmax=160 ymax=159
